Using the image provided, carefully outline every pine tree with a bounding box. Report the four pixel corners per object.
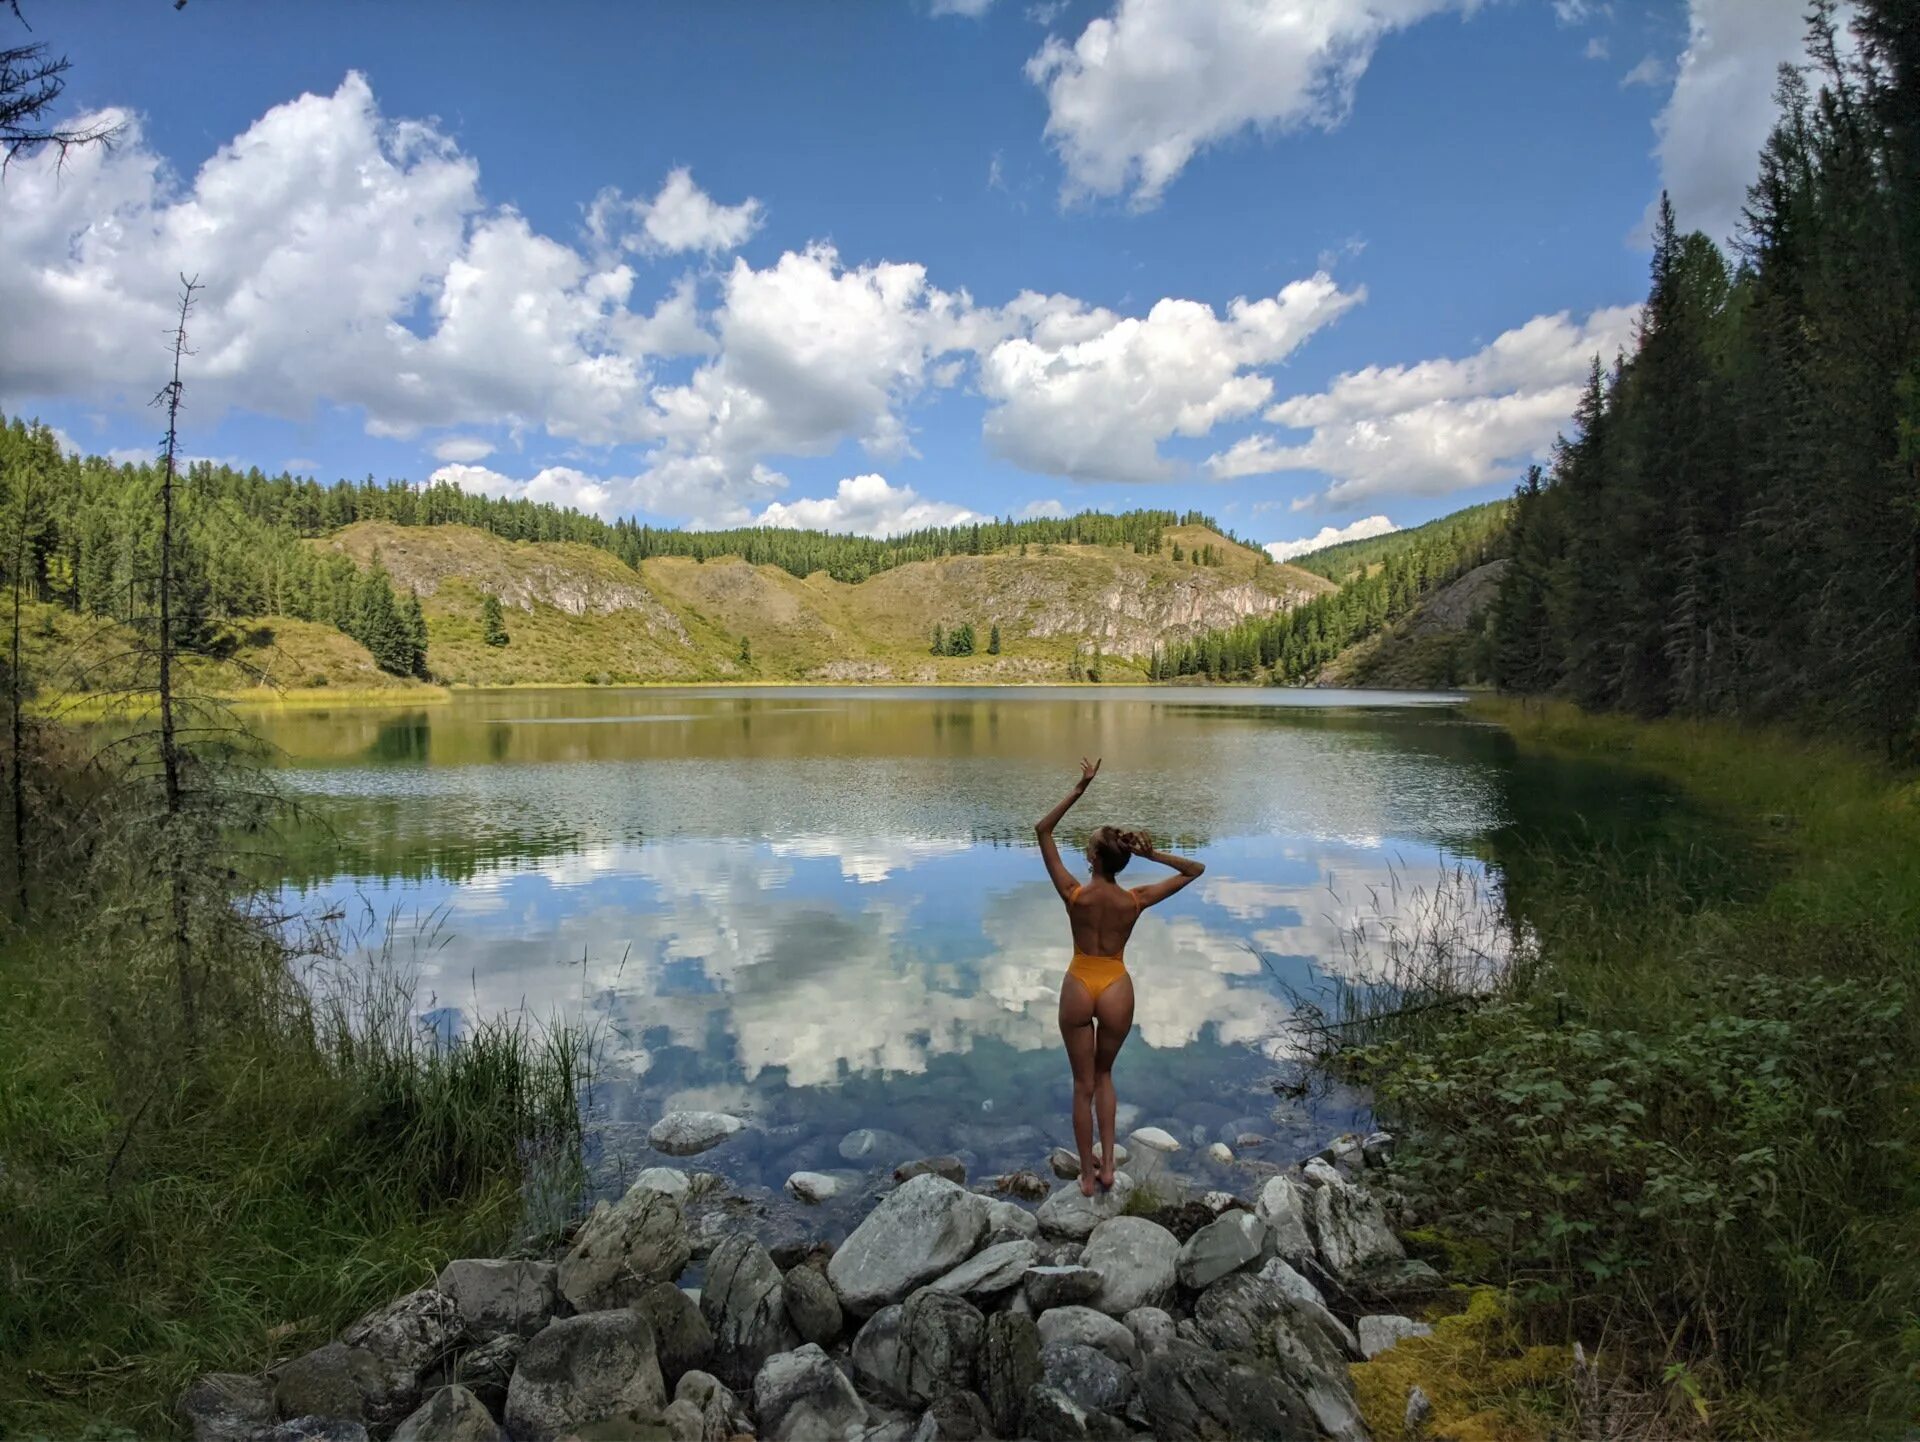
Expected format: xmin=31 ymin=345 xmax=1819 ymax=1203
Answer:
xmin=738 ymin=634 xmax=752 ymax=666
xmin=482 ymin=593 xmax=510 ymax=647
xmin=930 ymin=623 xmax=944 ymax=656
xmin=988 ymin=623 xmax=1001 ymax=655
xmin=402 ymin=588 xmax=429 ymax=678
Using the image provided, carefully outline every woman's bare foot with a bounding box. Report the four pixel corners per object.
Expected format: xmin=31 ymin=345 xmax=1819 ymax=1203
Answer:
xmin=1078 ymin=1170 xmax=1099 ymax=1198
xmin=1098 ymin=1160 xmax=1117 ymax=1190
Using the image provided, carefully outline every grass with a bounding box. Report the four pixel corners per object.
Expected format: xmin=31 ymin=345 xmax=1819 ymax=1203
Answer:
xmin=0 ymin=803 xmax=586 ymax=1437
xmin=1307 ymin=698 xmax=1920 ymax=1437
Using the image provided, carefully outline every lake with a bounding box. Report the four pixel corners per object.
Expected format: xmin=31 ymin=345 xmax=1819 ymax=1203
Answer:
xmin=247 ymin=686 xmax=1667 ymax=1241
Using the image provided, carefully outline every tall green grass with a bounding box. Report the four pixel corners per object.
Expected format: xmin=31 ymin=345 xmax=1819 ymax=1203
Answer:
xmin=1291 ymin=700 xmax=1920 ymax=1437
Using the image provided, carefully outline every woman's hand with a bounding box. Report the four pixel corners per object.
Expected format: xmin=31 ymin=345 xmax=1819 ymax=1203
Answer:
xmin=1077 ymin=756 xmax=1102 ymax=789
xmin=1119 ymin=829 xmax=1154 ymax=856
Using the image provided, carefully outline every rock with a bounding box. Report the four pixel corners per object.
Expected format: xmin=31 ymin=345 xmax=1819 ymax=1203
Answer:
xmin=634 ymin=1166 xmax=693 ymax=1196
xmin=452 ymin=1333 xmax=521 ymax=1418
xmin=1320 ymin=1133 xmax=1365 ymax=1174
xmin=701 ymin=1232 xmax=800 ymax=1389
xmin=840 ymin=1127 xmax=917 ymax=1164
xmin=1128 ymin=1127 xmax=1181 ymax=1153
xmin=1048 ymin=1148 xmax=1082 ymax=1179
xmin=1308 ymin=1172 xmax=1406 ymax=1279
xmin=435 ymin=1258 xmax=559 ymax=1341
xmin=980 ymin=1313 xmax=1042 ymax=1438
xmin=1022 ymin=1383 xmax=1095 ymax=1442
xmin=784 ymin=1263 xmax=845 ymax=1347
xmin=754 ymin=1343 xmax=870 ymax=1441
xmin=1258 ymin=1316 xmax=1368 ymax=1442
xmin=1136 ymin=1341 xmax=1315 ymax=1441
xmin=1037 ymin=1239 xmax=1084 ymax=1267
xmin=339 ymin=1287 xmax=463 ymax=1425
xmin=1023 ymin=1265 xmax=1102 ymax=1313
xmin=1037 ymin=1307 xmax=1140 ymax=1369
xmin=787 ymin=1171 xmax=842 ymax=1203
xmin=1121 ymin=1307 xmax=1176 ymax=1358
xmin=675 ymin=1370 xmax=754 ymax=1442
xmin=558 ymin=1183 xmax=691 ymax=1312
xmin=1342 ymin=1257 xmax=1447 ymax=1310
xmin=851 ymin=1305 xmax=910 ymax=1405
xmin=1205 ymin=1143 xmax=1233 ymax=1165
xmin=1176 ymin=1211 xmax=1266 ymax=1291
xmin=1254 ymin=1174 xmax=1315 ymax=1266
xmin=650 ymin=1110 xmax=746 ymax=1156
xmin=661 ymin=1397 xmax=707 ymax=1441
xmin=1080 ymin=1217 xmax=1179 ymax=1315
xmin=1358 ymin=1313 xmax=1434 ymax=1358
xmin=912 ymin=1390 xmax=993 ymax=1441
xmin=1035 ymin=1173 xmax=1135 ymax=1240
xmin=827 ymin=1174 xmax=990 ymax=1315
xmin=1040 ymin=1341 xmax=1134 ymax=1416
xmin=259 ymin=1420 xmax=369 ymax=1442
xmin=862 ymin=1415 xmax=920 ymax=1442
xmin=1235 ymin=1133 xmax=1270 ymax=1149
xmin=894 ymin=1156 xmax=966 ymax=1185
xmin=1257 ymin=1258 xmax=1362 ymax=1357
xmin=1199 ymin=1191 xmax=1239 ymax=1216
xmin=897 ymin=1288 xmax=985 ymax=1404
xmin=1303 ymin=1156 xmax=1342 ymax=1188
xmin=633 ymin=1278 xmax=716 ymax=1390
xmin=927 ymin=1240 xmax=1036 ymax=1301
xmin=390 ymin=1385 xmax=503 ymax=1442
xmin=1362 ymin=1131 xmax=1396 ymax=1169
xmin=177 ymin=1372 xmax=272 ymax=1442
xmin=984 ymin=1198 xmax=1040 ymax=1245
xmin=271 ymin=1344 xmax=379 ymax=1426
xmin=1406 ymin=1383 xmax=1434 ymax=1436
xmin=992 ymin=1170 xmax=1050 ymax=1202
xmin=503 ymin=1310 xmax=666 ymax=1442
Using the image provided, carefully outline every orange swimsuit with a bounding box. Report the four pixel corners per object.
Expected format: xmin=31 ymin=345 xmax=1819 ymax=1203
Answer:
xmin=1066 ymin=884 xmax=1142 ymax=1002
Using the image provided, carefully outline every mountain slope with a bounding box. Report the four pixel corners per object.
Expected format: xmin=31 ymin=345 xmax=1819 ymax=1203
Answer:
xmin=1315 ymin=559 xmax=1507 ymax=689
xmin=313 ymin=521 xmax=1333 ymax=685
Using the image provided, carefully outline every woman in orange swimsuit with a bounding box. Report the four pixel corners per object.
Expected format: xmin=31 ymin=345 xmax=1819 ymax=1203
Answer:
xmin=1036 ymin=757 xmax=1206 ymax=1195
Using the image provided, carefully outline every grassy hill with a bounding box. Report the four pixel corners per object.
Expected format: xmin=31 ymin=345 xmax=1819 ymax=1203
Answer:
xmin=305 ymin=520 xmax=1331 ymax=687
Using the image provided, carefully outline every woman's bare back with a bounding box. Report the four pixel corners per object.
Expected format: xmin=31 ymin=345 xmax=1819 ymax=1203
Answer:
xmin=1066 ymin=879 xmax=1141 ymax=957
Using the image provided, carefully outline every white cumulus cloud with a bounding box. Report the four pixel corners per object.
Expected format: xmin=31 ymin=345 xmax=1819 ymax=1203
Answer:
xmin=432 ymin=436 xmax=496 ymax=463
xmin=979 ymin=273 xmax=1364 ymax=483
xmin=1645 ymin=0 xmax=1814 ymax=248
xmin=752 ymin=474 xmax=986 ymax=537
xmin=1028 ymin=0 xmax=1475 ymax=206
xmin=1264 ymin=514 xmax=1396 ymax=562
xmin=932 ymin=0 xmax=998 ymax=16
xmin=586 ymin=166 xmax=764 ymax=257
xmin=1212 ymin=305 xmax=1639 ymax=507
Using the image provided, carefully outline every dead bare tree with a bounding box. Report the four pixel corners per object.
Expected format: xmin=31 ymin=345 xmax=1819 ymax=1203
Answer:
xmin=2 ymin=2 xmax=121 ymax=169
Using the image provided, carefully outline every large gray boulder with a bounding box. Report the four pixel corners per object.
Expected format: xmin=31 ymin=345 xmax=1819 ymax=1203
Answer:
xmin=755 ymin=1344 xmax=870 ymax=1441
xmin=1136 ymin=1341 xmax=1315 ymax=1440
xmin=1035 ymin=1174 xmax=1135 ymax=1241
xmin=1307 ymin=1171 xmax=1405 ymax=1279
xmin=701 ymin=1232 xmax=800 ymax=1389
xmin=1176 ymin=1211 xmax=1266 ymax=1291
xmin=784 ymin=1263 xmax=845 ymax=1347
xmin=912 ymin=1389 xmax=994 ymax=1441
xmin=1023 ymin=1265 xmax=1102 ymax=1313
xmin=633 ymin=1278 xmax=716 ymax=1389
xmin=980 ymin=1313 xmax=1042 ymax=1438
xmin=984 ymin=1198 xmax=1040 ymax=1245
xmin=339 ymin=1287 xmax=463 ymax=1426
xmin=177 ymin=1372 xmax=272 ymax=1442
xmin=897 ymin=1289 xmax=985 ymax=1405
xmin=827 ymin=1174 xmax=990 ymax=1315
xmin=271 ymin=1343 xmax=379 ymax=1426
xmin=1259 ymin=1310 xmax=1369 ymax=1442
xmin=1258 ymin=1257 xmax=1361 ymax=1357
xmin=1121 ymin=1307 xmax=1176 ymax=1358
xmin=1254 ymin=1174 xmax=1315 ymax=1266
xmin=1037 ymin=1306 xmax=1140 ymax=1369
xmin=389 ymin=1385 xmax=504 ymax=1442
xmin=927 ymin=1240 xmax=1035 ymax=1302
xmin=1021 ymin=1384 xmax=1107 ymax=1442
xmin=1039 ymin=1341 xmax=1134 ymax=1416
xmin=503 ymin=1310 xmax=666 ymax=1442
xmin=650 ymin=1110 xmax=746 ymax=1156
xmin=675 ymin=1370 xmax=754 ymax=1442
xmin=1080 ymin=1217 xmax=1179 ymax=1316
xmin=558 ymin=1182 xmax=691 ymax=1312
xmin=851 ymin=1305 xmax=910 ymax=1405
xmin=435 ymin=1258 xmax=559 ymax=1341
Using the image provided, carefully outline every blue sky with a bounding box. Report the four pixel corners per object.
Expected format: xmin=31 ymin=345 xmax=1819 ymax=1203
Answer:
xmin=1 ymin=0 xmax=1813 ymax=552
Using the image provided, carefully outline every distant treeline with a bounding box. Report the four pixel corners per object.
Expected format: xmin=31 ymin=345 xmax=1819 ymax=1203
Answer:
xmin=1492 ymin=1 xmax=1920 ymax=753
xmin=1287 ymin=502 xmax=1508 ymax=584
xmin=1150 ymin=503 xmax=1510 ymax=683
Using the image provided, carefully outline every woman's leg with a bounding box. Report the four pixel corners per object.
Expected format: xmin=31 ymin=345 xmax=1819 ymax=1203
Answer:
xmin=1091 ymin=975 xmax=1135 ymax=1189
xmin=1058 ymin=976 xmax=1099 ymax=1196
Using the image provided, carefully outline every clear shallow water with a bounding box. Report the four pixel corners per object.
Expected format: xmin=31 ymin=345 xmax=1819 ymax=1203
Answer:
xmin=245 ymin=686 xmax=1654 ymax=1240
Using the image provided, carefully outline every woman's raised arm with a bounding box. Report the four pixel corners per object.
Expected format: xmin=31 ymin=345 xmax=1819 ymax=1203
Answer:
xmin=1035 ymin=757 xmax=1099 ymax=900
xmin=1120 ymin=830 xmax=1205 ymax=908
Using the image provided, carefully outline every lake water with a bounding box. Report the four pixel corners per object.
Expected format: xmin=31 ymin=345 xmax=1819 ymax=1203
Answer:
xmin=248 ymin=686 xmax=1666 ymax=1241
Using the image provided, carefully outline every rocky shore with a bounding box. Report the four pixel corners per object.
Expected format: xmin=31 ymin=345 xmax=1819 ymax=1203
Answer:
xmin=180 ymin=1124 xmax=1443 ymax=1442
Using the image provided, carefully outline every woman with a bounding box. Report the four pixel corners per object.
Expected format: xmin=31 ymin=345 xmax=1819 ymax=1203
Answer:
xmin=1036 ymin=757 xmax=1206 ymax=1195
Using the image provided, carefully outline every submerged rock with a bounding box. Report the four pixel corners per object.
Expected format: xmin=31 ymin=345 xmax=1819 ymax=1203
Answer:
xmin=840 ymin=1127 xmax=918 ymax=1164
xmin=827 ymin=1174 xmax=990 ymax=1315
xmin=503 ymin=1310 xmax=666 ymax=1442
xmin=650 ymin=1110 xmax=747 ymax=1156
xmin=787 ymin=1170 xmax=843 ymax=1203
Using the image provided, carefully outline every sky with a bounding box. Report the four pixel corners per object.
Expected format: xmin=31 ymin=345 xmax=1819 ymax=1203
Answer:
xmin=0 ymin=0 xmax=1818 ymax=555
